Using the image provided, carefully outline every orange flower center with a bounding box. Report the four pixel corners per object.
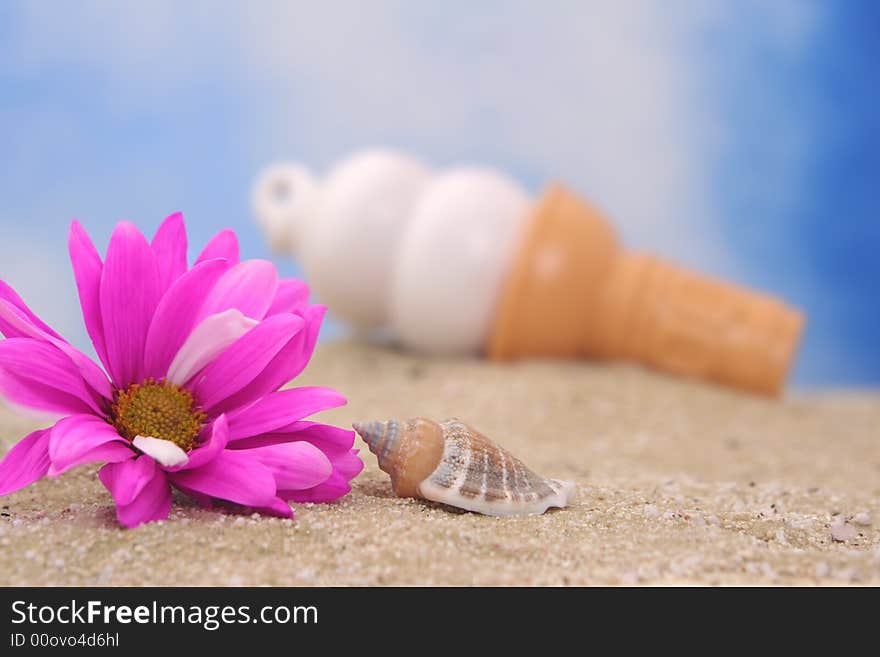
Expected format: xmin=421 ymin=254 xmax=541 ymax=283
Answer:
xmin=112 ymin=379 xmax=206 ymax=452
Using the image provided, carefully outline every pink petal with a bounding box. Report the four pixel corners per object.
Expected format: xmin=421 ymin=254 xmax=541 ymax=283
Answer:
xmin=0 ymin=297 xmax=51 ymax=342
xmin=225 ymin=387 xmax=346 ymax=441
xmin=293 ymin=422 xmax=358 ymax=450
xmin=0 ymin=428 xmax=51 ymax=496
xmin=0 ymin=369 xmax=93 ymax=417
xmin=169 ymin=450 xmax=276 ymax=507
xmin=273 ymin=305 xmax=325 ymax=383
xmin=229 ymin=421 xmax=356 ymax=452
xmin=190 ymin=313 xmax=305 ymax=413
xmin=166 ymin=309 xmax=258 ymax=386
xmin=280 ymin=470 xmax=354 ymax=503
xmin=0 ymin=298 xmax=112 ymax=400
xmin=279 ymin=445 xmax=362 ymax=502
xmin=209 ymin=306 xmax=324 ymax=415
xmin=48 ymin=414 xmax=132 ymax=476
xmin=98 ymin=455 xmax=157 ymax=506
xmin=253 ymin=497 xmax=294 ymax=519
xmin=0 ymin=338 xmax=105 ymax=415
xmin=171 ymin=414 xmax=229 ymax=471
xmin=151 ymin=212 xmax=188 ymax=294
xmin=196 ymin=260 xmax=279 ymax=322
xmin=267 ymin=279 xmax=310 ymax=316
xmin=68 ymin=221 xmax=109 ymax=370
xmin=0 ymin=280 xmax=62 ymax=339
xmin=116 ymin=473 xmax=172 ymax=527
xmin=99 ymin=457 xmax=171 ymax=528
xmin=248 ymin=441 xmax=333 ymax=490
xmin=143 ymin=259 xmax=228 ymax=380
xmin=100 ymin=222 xmax=162 ymax=387
xmin=329 ymin=448 xmax=365 ymax=481
xmin=195 ymin=229 xmax=239 ymax=265
xmin=48 ymin=441 xmax=133 ymax=477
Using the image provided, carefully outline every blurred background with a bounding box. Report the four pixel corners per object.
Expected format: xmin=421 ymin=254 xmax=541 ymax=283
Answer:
xmin=0 ymin=1 xmax=876 ymax=387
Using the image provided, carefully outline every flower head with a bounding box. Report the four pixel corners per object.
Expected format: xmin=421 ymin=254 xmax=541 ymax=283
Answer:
xmin=0 ymin=213 xmax=363 ymax=527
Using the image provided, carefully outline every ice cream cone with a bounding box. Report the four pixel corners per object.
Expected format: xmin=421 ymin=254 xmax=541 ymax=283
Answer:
xmin=488 ymin=184 xmax=805 ymax=396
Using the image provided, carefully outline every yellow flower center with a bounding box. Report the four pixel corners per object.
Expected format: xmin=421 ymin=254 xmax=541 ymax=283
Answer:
xmin=112 ymin=379 xmax=206 ymax=453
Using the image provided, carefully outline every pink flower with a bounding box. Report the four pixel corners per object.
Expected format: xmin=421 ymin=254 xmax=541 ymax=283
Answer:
xmin=0 ymin=214 xmax=363 ymax=527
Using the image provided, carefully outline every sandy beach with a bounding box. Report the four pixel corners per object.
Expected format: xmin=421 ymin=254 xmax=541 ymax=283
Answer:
xmin=1 ymin=341 xmax=877 ymax=586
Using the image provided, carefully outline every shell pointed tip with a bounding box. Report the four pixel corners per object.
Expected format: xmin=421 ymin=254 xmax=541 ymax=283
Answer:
xmin=352 ymin=420 xmax=383 ymax=446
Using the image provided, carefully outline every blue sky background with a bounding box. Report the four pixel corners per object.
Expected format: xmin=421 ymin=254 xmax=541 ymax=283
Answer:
xmin=0 ymin=1 xmax=877 ymax=387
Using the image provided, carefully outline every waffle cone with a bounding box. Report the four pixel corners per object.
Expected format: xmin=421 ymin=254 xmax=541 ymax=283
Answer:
xmin=488 ymin=185 xmax=805 ymax=396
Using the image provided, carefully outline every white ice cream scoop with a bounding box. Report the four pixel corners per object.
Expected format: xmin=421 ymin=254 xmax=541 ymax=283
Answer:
xmin=252 ymin=149 xmax=532 ymax=353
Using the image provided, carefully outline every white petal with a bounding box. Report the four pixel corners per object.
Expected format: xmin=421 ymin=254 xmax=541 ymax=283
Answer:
xmin=133 ymin=435 xmax=189 ymax=467
xmin=166 ymin=309 xmax=258 ymax=385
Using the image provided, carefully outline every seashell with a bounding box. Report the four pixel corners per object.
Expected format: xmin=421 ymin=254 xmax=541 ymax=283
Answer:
xmin=354 ymin=417 xmax=576 ymax=517
xmin=253 ymin=149 xmax=805 ymax=396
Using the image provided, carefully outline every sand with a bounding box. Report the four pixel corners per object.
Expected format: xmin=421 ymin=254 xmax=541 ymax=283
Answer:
xmin=1 ymin=341 xmax=878 ymax=586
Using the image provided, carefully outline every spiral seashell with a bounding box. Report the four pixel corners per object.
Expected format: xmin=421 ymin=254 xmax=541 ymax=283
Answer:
xmin=354 ymin=417 xmax=576 ymax=517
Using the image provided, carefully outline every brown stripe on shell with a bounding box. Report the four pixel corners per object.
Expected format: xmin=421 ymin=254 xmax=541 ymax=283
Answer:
xmin=454 ymin=422 xmax=492 ymax=499
xmin=355 ymin=416 xmax=575 ymax=517
xmin=481 ymin=446 xmax=509 ymax=501
xmin=428 ymin=419 xmax=554 ymax=503
xmin=507 ymin=452 xmax=522 ymax=502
